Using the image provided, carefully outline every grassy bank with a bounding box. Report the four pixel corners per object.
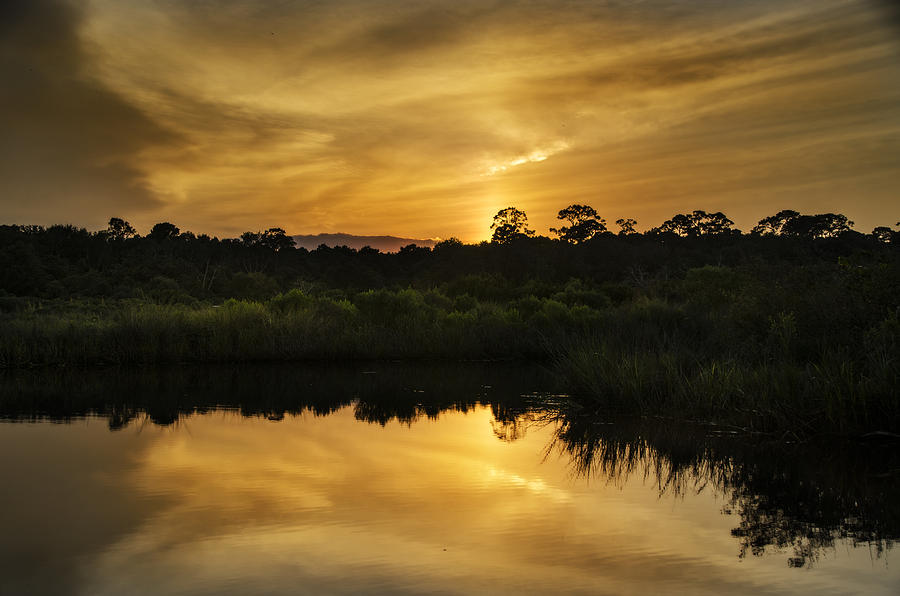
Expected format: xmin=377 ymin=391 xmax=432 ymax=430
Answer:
xmin=1 ymin=261 xmax=897 ymax=436
xmin=556 ymin=264 xmax=899 ymax=436
xmin=0 ymin=287 xmax=604 ymax=365
xmin=558 ymin=313 xmax=899 ymax=436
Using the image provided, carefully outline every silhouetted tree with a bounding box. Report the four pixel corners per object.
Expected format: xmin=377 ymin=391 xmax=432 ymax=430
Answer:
xmin=697 ymin=211 xmax=738 ymax=236
xmin=433 ymin=237 xmax=463 ymax=251
xmin=241 ymin=228 xmax=295 ymax=252
xmin=491 ymin=207 xmax=534 ymax=244
xmin=653 ymin=213 xmax=694 ymax=237
xmin=653 ymin=210 xmax=736 ymax=237
xmin=148 ymin=222 xmax=180 ymax=241
xmin=872 ymin=227 xmax=893 ymax=243
xmin=550 ymin=204 xmax=606 ymax=243
xmin=616 ymin=218 xmax=638 ymax=235
xmin=261 ymin=228 xmax=294 ymax=252
xmin=751 ymin=210 xmax=800 ymax=236
xmin=240 ymin=231 xmax=262 ymax=246
xmin=1 ymin=207 xmax=895 ymax=306
xmin=782 ymin=213 xmax=853 ymax=238
xmin=104 ymin=217 xmax=137 ymax=241
xmin=398 ymin=243 xmax=430 ymax=256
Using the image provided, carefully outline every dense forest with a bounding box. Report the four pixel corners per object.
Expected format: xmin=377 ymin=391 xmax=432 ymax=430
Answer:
xmin=0 ymin=207 xmax=896 ymax=302
xmin=1 ymin=206 xmax=898 ymax=437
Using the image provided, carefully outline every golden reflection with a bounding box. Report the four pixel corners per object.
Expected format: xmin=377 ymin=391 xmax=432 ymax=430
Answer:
xmin=62 ymin=407 xmax=883 ymax=594
xmin=1 ymin=404 xmax=898 ymax=594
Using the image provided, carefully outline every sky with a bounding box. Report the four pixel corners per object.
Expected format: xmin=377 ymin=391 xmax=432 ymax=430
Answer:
xmin=2 ymin=0 xmax=899 ymax=241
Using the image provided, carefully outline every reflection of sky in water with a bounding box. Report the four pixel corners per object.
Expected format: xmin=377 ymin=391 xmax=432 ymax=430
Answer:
xmin=0 ymin=407 xmax=896 ymax=595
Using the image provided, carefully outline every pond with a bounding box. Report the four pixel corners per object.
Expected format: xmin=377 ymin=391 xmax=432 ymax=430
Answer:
xmin=0 ymin=364 xmax=897 ymax=595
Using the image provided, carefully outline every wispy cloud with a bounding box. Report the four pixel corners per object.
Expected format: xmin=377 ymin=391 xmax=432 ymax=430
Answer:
xmin=1 ymin=0 xmax=898 ymax=239
xmin=483 ymin=141 xmax=571 ymax=176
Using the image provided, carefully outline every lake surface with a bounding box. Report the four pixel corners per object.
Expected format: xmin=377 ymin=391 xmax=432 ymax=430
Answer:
xmin=1 ymin=364 xmax=897 ymax=595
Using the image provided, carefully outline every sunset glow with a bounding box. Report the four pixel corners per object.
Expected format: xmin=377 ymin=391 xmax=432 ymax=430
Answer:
xmin=2 ymin=0 xmax=898 ymax=240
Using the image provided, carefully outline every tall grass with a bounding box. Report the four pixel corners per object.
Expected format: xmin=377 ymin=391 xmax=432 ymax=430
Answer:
xmin=2 ymin=263 xmax=897 ymax=436
xmin=557 ymin=297 xmax=900 ymax=436
xmin=0 ymin=289 xmax=600 ymax=366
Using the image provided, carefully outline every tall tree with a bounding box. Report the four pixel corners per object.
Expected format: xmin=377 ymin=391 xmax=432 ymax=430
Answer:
xmin=615 ymin=218 xmax=638 ymax=235
xmin=550 ymin=204 xmax=606 ymax=243
xmin=491 ymin=207 xmax=534 ymax=244
xmin=871 ymin=227 xmax=893 ymax=243
xmin=653 ymin=210 xmax=736 ymax=237
xmin=104 ymin=217 xmax=137 ymax=241
xmin=241 ymin=228 xmax=296 ymax=252
xmin=782 ymin=213 xmax=853 ymax=238
xmin=697 ymin=211 xmax=737 ymax=236
xmin=260 ymin=228 xmax=295 ymax=252
xmin=750 ymin=210 xmax=800 ymax=236
xmin=148 ymin=222 xmax=180 ymax=241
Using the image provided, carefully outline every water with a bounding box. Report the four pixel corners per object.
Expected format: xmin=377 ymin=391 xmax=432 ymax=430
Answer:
xmin=1 ymin=364 xmax=897 ymax=595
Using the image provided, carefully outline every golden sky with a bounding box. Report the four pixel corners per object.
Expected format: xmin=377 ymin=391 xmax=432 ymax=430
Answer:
xmin=2 ymin=0 xmax=899 ymax=241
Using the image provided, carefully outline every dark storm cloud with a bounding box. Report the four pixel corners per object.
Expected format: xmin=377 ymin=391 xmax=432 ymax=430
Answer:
xmin=0 ymin=0 xmax=177 ymax=227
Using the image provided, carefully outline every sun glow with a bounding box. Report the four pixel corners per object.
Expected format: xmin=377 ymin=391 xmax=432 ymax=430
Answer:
xmin=2 ymin=0 xmax=897 ymax=237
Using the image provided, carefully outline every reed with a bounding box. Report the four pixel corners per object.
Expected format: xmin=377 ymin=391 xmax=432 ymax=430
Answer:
xmin=2 ymin=269 xmax=896 ymax=436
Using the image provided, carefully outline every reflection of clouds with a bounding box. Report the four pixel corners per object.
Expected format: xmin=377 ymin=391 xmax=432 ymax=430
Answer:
xmin=4 ymin=407 xmax=896 ymax=594
xmin=486 ymin=467 xmax=571 ymax=504
xmin=76 ymin=407 xmax=893 ymax=595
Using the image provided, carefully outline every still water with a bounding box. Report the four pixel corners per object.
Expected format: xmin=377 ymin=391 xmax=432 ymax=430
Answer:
xmin=0 ymin=364 xmax=897 ymax=595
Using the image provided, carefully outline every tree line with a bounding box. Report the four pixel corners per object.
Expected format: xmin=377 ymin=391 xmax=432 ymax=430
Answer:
xmin=0 ymin=205 xmax=896 ymax=303
xmin=491 ymin=205 xmax=896 ymax=243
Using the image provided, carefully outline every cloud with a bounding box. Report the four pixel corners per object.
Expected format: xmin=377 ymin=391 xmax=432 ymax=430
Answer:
xmin=2 ymin=0 xmax=898 ymax=239
xmin=0 ymin=0 xmax=181 ymax=228
xmin=483 ymin=141 xmax=571 ymax=176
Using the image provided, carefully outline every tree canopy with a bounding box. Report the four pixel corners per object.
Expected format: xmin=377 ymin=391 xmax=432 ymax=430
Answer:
xmin=491 ymin=207 xmax=534 ymax=244
xmin=782 ymin=213 xmax=854 ymax=238
xmin=652 ymin=210 xmax=737 ymax=237
xmin=751 ymin=211 xmax=854 ymax=239
xmin=104 ymin=217 xmax=137 ymax=241
xmin=241 ymin=228 xmax=296 ymax=252
xmin=750 ymin=210 xmax=800 ymax=236
xmin=615 ymin=218 xmax=638 ymax=235
xmin=148 ymin=222 xmax=181 ymax=241
xmin=550 ymin=205 xmax=607 ymax=244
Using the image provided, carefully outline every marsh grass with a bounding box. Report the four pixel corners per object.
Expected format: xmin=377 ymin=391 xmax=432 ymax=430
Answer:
xmin=2 ymin=264 xmax=897 ymax=436
xmin=0 ymin=289 xmax=600 ymax=366
xmin=557 ymin=307 xmax=899 ymax=436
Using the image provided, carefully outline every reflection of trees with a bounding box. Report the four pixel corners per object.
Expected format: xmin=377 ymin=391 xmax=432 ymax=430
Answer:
xmin=722 ymin=442 xmax=898 ymax=567
xmin=0 ymin=364 xmax=554 ymax=431
xmin=2 ymin=368 xmax=897 ymax=568
xmin=538 ymin=406 xmax=899 ymax=568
